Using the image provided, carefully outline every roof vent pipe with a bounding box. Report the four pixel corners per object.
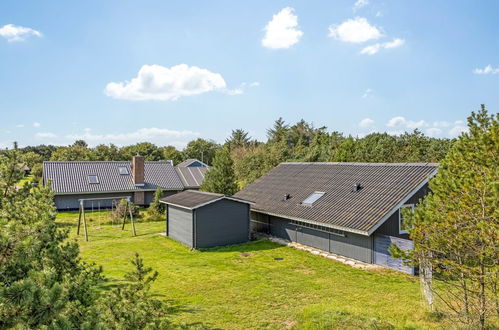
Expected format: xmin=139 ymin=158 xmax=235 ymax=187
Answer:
xmin=283 ymin=193 xmax=291 ymax=201
xmin=353 ymin=183 xmax=362 ymax=192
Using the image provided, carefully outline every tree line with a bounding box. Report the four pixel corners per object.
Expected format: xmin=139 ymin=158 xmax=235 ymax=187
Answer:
xmin=8 ymin=118 xmax=453 ymax=189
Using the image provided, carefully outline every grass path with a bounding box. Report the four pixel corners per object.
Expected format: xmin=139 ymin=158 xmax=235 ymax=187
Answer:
xmin=57 ymin=211 xmax=441 ymax=329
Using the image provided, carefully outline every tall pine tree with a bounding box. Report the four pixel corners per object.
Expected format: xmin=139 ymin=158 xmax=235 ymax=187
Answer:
xmin=200 ymin=146 xmax=239 ymax=195
xmin=391 ymin=105 xmax=498 ymax=328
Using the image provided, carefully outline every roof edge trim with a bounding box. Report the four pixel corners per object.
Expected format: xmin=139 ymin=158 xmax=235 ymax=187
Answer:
xmin=366 ymin=168 xmax=438 ymax=236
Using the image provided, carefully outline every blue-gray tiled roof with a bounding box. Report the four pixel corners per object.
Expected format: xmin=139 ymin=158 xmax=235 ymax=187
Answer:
xmin=43 ymin=161 xmax=206 ymax=194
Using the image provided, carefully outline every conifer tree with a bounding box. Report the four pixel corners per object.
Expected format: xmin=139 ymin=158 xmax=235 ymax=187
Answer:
xmin=391 ymin=105 xmax=498 ymax=328
xmin=200 ymin=146 xmax=239 ymax=195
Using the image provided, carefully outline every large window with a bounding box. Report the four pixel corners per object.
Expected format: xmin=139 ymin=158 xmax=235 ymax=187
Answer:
xmin=399 ymin=204 xmax=414 ymax=234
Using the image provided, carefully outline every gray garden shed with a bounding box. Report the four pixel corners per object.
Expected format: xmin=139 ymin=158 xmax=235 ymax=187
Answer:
xmin=160 ymin=190 xmax=253 ymax=249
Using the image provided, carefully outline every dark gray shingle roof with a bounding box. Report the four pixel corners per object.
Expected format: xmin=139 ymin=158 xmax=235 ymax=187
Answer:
xmin=233 ymin=162 xmax=437 ymax=234
xmin=175 ymin=166 xmax=208 ymax=188
xmin=160 ymin=190 xmax=224 ymax=209
xmin=160 ymin=189 xmax=253 ymax=210
xmin=43 ymin=161 xmax=186 ymax=194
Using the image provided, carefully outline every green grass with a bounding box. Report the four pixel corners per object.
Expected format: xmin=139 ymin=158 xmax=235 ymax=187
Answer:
xmin=57 ymin=211 xmax=442 ymax=329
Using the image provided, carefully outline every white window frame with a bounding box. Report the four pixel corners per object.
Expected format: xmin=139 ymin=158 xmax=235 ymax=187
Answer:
xmin=399 ymin=204 xmax=414 ymax=234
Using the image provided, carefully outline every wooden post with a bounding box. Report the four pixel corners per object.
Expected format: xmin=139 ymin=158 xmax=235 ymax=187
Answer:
xmin=121 ymin=204 xmax=127 ymax=231
xmin=82 ymin=205 xmax=88 ymax=242
xmin=77 ymin=202 xmax=82 ymax=235
xmin=129 ymin=201 xmax=136 ymax=237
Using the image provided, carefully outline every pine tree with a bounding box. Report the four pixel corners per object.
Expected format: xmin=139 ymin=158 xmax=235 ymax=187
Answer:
xmin=391 ymin=105 xmax=498 ymax=328
xmin=200 ymin=147 xmax=239 ymax=195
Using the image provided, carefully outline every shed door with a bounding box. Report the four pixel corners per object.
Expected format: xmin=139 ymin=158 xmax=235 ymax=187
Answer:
xmin=374 ymin=234 xmax=414 ymax=274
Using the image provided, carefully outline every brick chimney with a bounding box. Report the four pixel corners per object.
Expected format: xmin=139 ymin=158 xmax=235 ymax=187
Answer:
xmin=132 ymin=155 xmax=145 ymax=186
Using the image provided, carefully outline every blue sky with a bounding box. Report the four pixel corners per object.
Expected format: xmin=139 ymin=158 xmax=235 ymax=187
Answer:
xmin=1 ymin=1 xmax=498 ymax=149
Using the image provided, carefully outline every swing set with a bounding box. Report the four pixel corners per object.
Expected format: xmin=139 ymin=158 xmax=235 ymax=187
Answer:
xmin=77 ymin=196 xmax=136 ymax=241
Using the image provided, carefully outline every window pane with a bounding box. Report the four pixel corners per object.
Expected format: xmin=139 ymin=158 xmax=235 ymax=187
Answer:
xmin=302 ymin=192 xmax=325 ymax=205
xmin=88 ymin=175 xmax=99 ymax=184
xmin=118 ymin=167 xmax=129 ymax=175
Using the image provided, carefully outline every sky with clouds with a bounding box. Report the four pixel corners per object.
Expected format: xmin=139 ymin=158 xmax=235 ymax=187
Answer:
xmin=1 ymin=0 xmax=498 ymax=149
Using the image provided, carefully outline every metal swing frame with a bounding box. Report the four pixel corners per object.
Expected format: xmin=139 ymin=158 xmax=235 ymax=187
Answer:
xmin=77 ymin=196 xmax=136 ymax=241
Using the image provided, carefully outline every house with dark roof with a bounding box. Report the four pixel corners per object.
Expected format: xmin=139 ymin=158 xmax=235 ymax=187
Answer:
xmin=234 ymin=162 xmax=437 ymax=274
xmin=176 ymin=159 xmax=209 ymax=168
xmin=43 ymin=156 xmax=209 ymax=210
xmin=159 ymin=190 xmax=252 ymax=248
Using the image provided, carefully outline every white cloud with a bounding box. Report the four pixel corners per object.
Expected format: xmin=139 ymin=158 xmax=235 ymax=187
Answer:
xmin=220 ymin=81 xmax=260 ymax=96
xmin=425 ymin=127 xmax=442 ymax=137
xmin=35 ymin=132 xmax=57 ymax=138
xmin=386 ymin=116 xmax=428 ymax=129
xmin=354 ymin=0 xmax=369 ymax=10
xmin=0 ymin=24 xmax=42 ymax=42
xmin=362 ymin=88 xmax=372 ymax=98
xmin=66 ymin=127 xmax=200 ymax=149
xmin=32 ymin=122 xmax=41 ymax=127
xmin=386 ymin=116 xmax=406 ymax=127
xmin=328 ymin=17 xmax=382 ymax=43
xmin=473 ymin=65 xmax=499 ymax=75
xmin=431 ymin=121 xmax=452 ymax=128
xmin=105 ymin=64 xmax=232 ymax=101
xmin=262 ymin=7 xmax=303 ymax=49
xmin=359 ymin=118 xmax=374 ymax=128
xmin=360 ymin=38 xmax=405 ymax=55
xmin=449 ymin=122 xmax=468 ymax=137
xmin=385 ymin=116 xmax=469 ymax=137
xmin=375 ymin=11 xmax=383 ymax=17
xmin=16 ymin=124 xmax=24 ymax=128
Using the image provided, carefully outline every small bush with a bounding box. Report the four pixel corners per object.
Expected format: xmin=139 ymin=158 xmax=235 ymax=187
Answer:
xmin=111 ymin=199 xmax=139 ymax=222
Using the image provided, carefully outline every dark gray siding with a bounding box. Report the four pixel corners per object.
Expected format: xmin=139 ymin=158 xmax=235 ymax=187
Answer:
xmin=145 ymin=190 xmax=177 ymax=205
xmin=250 ymin=211 xmax=270 ymax=233
xmin=329 ymin=232 xmax=372 ymax=263
xmin=374 ymin=184 xmax=429 ymax=239
xmin=194 ymin=199 xmax=249 ymax=248
xmin=263 ymin=214 xmax=373 ymax=263
xmin=168 ymin=205 xmax=193 ymax=247
xmin=297 ymin=227 xmax=329 ymax=251
xmin=374 ymin=234 xmax=414 ymax=274
xmin=54 ymin=190 xmax=178 ymax=211
xmin=55 ymin=192 xmax=134 ymax=210
xmin=269 ymin=216 xmax=297 ymax=241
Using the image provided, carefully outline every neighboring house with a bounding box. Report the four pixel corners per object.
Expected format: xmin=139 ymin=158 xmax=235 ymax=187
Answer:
xmin=234 ymin=162 xmax=437 ymax=274
xmin=176 ymin=159 xmax=209 ymax=168
xmin=43 ymin=156 xmax=209 ymax=210
xmin=160 ymin=190 xmax=252 ymax=248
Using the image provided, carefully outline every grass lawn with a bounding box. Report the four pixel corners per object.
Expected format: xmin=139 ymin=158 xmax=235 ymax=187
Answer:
xmin=57 ymin=211 xmax=442 ymax=329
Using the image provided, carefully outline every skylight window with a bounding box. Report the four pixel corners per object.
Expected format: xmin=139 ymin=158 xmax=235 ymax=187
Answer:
xmin=88 ymin=175 xmax=99 ymax=184
xmin=302 ymin=191 xmax=325 ymax=206
xmin=118 ymin=166 xmax=129 ymax=175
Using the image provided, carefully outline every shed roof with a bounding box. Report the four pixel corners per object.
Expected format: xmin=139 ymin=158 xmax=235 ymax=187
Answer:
xmin=160 ymin=189 xmax=252 ymax=210
xmin=43 ymin=161 xmax=207 ymax=194
xmin=233 ymin=162 xmax=437 ymax=235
